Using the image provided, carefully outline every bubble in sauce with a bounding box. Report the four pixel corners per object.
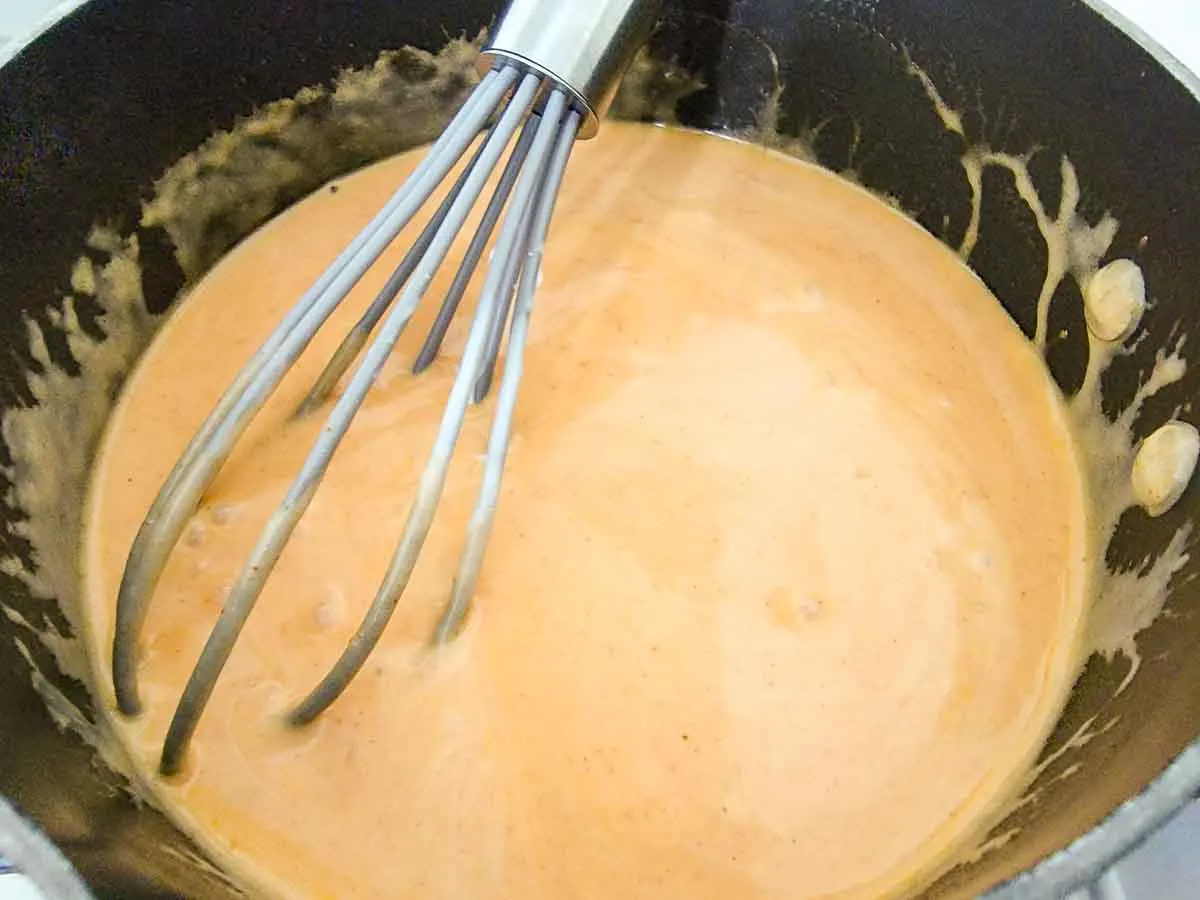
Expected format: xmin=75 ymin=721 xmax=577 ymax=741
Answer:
xmin=183 ymin=518 xmax=207 ymax=548
xmin=313 ymin=587 xmax=346 ymax=632
xmin=210 ymin=503 xmax=240 ymax=526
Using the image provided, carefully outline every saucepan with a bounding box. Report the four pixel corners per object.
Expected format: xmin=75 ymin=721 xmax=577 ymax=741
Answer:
xmin=2 ymin=0 xmax=1199 ymax=897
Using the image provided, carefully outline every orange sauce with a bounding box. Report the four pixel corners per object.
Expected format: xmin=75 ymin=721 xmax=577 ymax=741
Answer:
xmin=83 ymin=124 xmax=1090 ymax=899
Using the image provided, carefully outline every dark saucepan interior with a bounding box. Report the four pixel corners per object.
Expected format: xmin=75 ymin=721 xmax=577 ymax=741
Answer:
xmin=2 ymin=1 xmax=1200 ymax=897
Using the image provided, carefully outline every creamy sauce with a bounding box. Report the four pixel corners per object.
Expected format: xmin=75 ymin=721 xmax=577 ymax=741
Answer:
xmin=80 ymin=124 xmax=1091 ymax=899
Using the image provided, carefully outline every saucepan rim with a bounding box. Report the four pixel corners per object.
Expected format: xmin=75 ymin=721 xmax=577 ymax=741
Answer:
xmin=1 ymin=0 xmax=1199 ymax=897
xmin=0 ymin=797 xmax=93 ymax=898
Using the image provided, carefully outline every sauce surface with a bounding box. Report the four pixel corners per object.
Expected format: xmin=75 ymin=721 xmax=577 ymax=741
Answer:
xmin=83 ymin=124 xmax=1091 ymax=900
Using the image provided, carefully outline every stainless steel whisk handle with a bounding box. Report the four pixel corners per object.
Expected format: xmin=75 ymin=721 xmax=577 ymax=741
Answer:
xmin=481 ymin=0 xmax=664 ymax=139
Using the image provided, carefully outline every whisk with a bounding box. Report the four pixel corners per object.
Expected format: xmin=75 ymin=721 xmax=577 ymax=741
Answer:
xmin=110 ymin=0 xmax=663 ymax=776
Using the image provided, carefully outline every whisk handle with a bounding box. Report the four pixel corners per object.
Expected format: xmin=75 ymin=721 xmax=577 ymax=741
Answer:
xmin=482 ymin=0 xmax=664 ymax=139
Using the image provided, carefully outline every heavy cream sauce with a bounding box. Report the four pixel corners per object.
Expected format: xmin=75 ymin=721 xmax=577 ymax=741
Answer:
xmin=82 ymin=124 xmax=1092 ymax=899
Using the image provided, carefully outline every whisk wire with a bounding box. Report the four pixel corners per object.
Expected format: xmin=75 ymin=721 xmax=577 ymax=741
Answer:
xmin=295 ymin=122 xmax=502 ymax=417
xmin=289 ymin=87 xmax=578 ymax=726
xmin=157 ymin=69 xmax=545 ymax=774
xmin=112 ymin=65 xmax=521 ymax=718
xmin=471 ymin=188 xmax=533 ymax=404
xmin=413 ymin=116 xmax=540 ymax=377
xmin=435 ymin=107 xmax=584 ymax=644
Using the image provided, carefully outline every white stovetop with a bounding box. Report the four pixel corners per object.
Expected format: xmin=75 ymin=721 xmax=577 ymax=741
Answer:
xmin=0 ymin=1 xmax=1198 ymax=898
xmin=1104 ymin=0 xmax=1200 ymax=75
